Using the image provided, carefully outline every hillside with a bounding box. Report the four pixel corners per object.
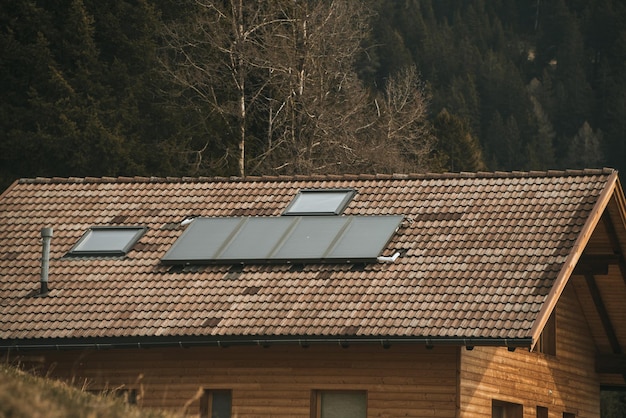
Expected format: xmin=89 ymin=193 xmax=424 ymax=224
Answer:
xmin=2 ymin=0 xmax=626 ymax=188
xmin=0 ymin=363 xmax=178 ymax=418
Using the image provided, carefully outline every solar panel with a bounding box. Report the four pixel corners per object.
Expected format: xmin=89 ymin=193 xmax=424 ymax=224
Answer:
xmin=161 ymin=218 xmax=242 ymax=263
xmin=218 ymin=217 xmax=293 ymax=261
xmin=327 ymin=216 xmax=404 ymax=260
xmin=161 ymin=215 xmax=403 ymax=264
xmin=271 ymin=216 xmax=348 ymax=260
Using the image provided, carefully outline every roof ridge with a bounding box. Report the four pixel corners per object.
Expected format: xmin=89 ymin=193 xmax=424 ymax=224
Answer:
xmin=17 ymin=168 xmax=616 ymax=185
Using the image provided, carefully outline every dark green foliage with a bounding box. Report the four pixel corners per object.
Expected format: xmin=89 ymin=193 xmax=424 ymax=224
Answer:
xmin=366 ymin=0 xmax=626 ymax=175
xmin=2 ymin=0 xmax=626 ymax=189
xmin=433 ymin=108 xmax=485 ymax=172
xmin=0 ymin=0 xmax=209 ymax=189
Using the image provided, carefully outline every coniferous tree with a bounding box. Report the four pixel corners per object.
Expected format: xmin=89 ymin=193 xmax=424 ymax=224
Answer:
xmin=1 ymin=0 xmax=138 ymax=182
xmin=0 ymin=1 xmax=53 ymax=185
xmin=434 ymin=109 xmax=486 ymax=172
xmin=3 ymin=0 xmax=626 ymax=187
xmin=527 ymin=94 xmax=556 ymax=170
xmin=0 ymin=0 xmax=178 ymax=188
xmin=564 ymin=121 xmax=604 ymax=169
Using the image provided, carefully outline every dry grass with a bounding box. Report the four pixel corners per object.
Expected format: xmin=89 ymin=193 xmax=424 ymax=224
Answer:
xmin=0 ymin=363 xmax=180 ymax=418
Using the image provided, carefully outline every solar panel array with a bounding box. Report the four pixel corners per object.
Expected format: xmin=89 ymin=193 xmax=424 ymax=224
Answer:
xmin=161 ymin=215 xmax=403 ymax=264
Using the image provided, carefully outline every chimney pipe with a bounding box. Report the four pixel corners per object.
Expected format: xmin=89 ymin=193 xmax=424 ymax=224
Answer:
xmin=40 ymin=227 xmax=53 ymax=296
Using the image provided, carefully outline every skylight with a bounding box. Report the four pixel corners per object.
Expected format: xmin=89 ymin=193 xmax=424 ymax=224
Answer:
xmin=67 ymin=226 xmax=146 ymax=257
xmin=283 ymin=189 xmax=355 ymax=215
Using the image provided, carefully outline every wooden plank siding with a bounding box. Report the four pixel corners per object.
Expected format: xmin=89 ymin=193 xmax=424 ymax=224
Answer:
xmin=25 ymin=344 xmax=460 ymax=417
xmin=459 ymin=283 xmax=600 ymax=418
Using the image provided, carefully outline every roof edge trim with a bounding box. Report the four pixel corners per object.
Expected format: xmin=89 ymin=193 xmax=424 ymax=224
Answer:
xmin=15 ymin=168 xmax=617 ymax=186
xmin=0 ymin=179 xmax=20 ymax=201
xmin=529 ymin=170 xmax=619 ymax=349
xmin=0 ymin=336 xmax=533 ymax=351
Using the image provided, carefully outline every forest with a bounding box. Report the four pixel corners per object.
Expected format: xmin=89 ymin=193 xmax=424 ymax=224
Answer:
xmin=1 ymin=0 xmax=626 ymax=190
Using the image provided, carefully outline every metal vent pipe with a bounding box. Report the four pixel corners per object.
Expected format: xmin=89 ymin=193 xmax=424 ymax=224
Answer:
xmin=40 ymin=227 xmax=53 ymax=296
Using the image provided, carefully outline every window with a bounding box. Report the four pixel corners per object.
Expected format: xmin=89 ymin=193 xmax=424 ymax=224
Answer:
xmin=200 ymin=389 xmax=231 ymax=418
xmin=492 ymin=400 xmax=522 ymax=418
xmin=311 ymin=390 xmax=366 ymax=418
xmin=68 ymin=226 xmax=146 ymax=257
xmin=537 ymin=406 xmax=548 ymax=418
xmin=563 ymin=413 xmax=576 ymax=418
xmin=535 ymin=310 xmax=556 ymax=355
xmin=284 ymin=189 xmax=355 ymax=215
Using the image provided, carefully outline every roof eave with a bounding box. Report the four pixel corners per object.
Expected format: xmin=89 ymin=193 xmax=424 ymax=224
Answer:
xmin=0 ymin=335 xmax=534 ymax=351
xmin=529 ymin=170 xmax=620 ymax=350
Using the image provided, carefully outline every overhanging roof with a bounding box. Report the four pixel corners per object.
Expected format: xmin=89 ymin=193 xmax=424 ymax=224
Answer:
xmin=0 ymin=169 xmax=618 ymax=348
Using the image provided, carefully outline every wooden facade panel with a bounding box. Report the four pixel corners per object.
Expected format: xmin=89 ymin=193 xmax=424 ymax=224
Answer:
xmin=459 ymin=283 xmax=601 ymax=418
xmin=31 ymin=344 xmax=459 ymax=417
xmin=595 ymin=270 xmax=626 ymax=350
xmin=571 ymin=274 xmax=613 ymax=354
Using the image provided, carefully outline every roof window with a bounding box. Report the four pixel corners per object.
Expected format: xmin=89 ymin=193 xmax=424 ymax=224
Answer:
xmin=283 ymin=189 xmax=355 ymax=216
xmin=67 ymin=226 xmax=146 ymax=257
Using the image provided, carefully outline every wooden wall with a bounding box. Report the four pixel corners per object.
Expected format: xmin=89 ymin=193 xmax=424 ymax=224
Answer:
xmin=459 ymin=283 xmax=601 ymax=418
xmin=28 ymin=343 xmax=459 ymax=417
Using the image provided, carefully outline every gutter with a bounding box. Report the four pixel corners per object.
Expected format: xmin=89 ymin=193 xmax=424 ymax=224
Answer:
xmin=0 ymin=336 xmax=533 ymax=351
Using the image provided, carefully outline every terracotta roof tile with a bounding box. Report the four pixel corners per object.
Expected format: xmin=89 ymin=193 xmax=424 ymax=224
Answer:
xmin=0 ymin=170 xmax=617 ymax=344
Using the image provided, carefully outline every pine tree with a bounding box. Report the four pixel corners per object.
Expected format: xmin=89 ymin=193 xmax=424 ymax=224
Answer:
xmin=527 ymin=95 xmax=556 ymax=170
xmin=434 ymin=109 xmax=486 ymax=172
xmin=564 ymin=121 xmax=604 ymax=169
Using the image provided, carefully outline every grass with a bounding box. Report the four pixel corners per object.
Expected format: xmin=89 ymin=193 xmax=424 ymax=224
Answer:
xmin=0 ymin=363 xmax=179 ymax=418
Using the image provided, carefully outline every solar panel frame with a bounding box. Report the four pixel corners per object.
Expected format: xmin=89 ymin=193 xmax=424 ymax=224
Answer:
xmin=160 ymin=215 xmax=403 ymax=265
xmin=326 ymin=216 xmax=404 ymax=260
xmin=161 ymin=217 xmax=243 ymax=263
xmin=67 ymin=226 xmax=147 ymax=257
xmin=217 ymin=217 xmax=295 ymax=261
xmin=283 ymin=189 xmax=355 ymax=215
xmin=269 ymin=216 xmax=350 ymax=261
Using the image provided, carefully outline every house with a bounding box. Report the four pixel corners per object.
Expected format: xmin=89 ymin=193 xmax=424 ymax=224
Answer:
xmin=0 ymin=169 xmax=625 ymax=417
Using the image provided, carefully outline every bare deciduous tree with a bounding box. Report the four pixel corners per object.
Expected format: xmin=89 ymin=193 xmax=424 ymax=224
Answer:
xmin=375 ymin=66 xmax=437 ymax=173
xmin=159 ymin=0 xmax=287 ymax=176
xmin=159 ymin=0 xmax=438 ymax=177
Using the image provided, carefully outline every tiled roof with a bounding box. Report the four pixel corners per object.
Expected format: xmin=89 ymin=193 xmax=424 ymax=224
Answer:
xmin=0 ymin=169 xmax=616 ymax=346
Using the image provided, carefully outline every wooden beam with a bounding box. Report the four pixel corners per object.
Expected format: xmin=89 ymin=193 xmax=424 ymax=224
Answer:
xmin=528 ymin=172 xmax=619 ymax=350
xmin=573 ymin=257 xmax=611 ymax=276
xmin=584 ymin=273 xmax=622 ymax=355
xmin=574 ymin=253 xmax=623 ymax=275
xmin=603 ymin=188 xmax=626 ymax=382
xmin=596 ymin=354 xmax=626 ymax=374
xmin=602 ymin=214 xmax=626 ymax=288
xmin=578 ymin=254 xmax=620 ymax=265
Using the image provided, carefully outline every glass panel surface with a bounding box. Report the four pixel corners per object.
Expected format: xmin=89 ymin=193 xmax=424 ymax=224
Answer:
xmin=211 ymin=390 xmax=231 ymax=418
xmin=328 ymin=216 xmax=403 ymax=259
xmin=284 ymin=190 xmax=354 ymax=215
xmin=161 ymin=215 xmax=401 ymax=264
xmin=320 ymin=391 xmax=366 ymax=418
xmin=218 ymin=217 xmax=294 ymax=260
xmin=70 ymin=227 xmax=145 ymax=255
xmin=161 ymin=218 xmax=242 ymax=263
xmin=271 ymin=216 xmax=348 ymax=260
